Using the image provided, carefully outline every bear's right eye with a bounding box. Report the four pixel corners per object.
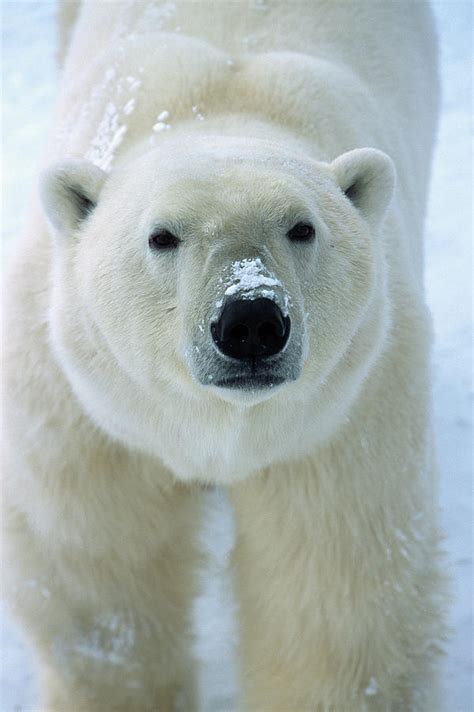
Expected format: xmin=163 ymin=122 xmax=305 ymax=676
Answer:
xmin=148 ymin=229 xmax=180 ymax=250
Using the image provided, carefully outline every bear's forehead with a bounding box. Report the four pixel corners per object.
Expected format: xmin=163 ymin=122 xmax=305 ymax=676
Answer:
xmin=165 ymin=145 xmax=316 ymax=184
xmin=107 ymin=136 xmax=333 ymax=228
xmin=138 ymin=167 xmax=315 ymax=228
xmin=130 ymin=146 xmax=319 ymax=206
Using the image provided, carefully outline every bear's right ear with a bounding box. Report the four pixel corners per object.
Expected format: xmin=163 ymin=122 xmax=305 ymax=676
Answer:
xmin=39 ymin=160 xmax=106 ymax=235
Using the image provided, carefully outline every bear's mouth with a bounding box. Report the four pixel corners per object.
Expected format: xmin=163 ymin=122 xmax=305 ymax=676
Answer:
xmin=190 ymin=335 xmax=303 ymax=393
xmin=212 ymin=373 xmax=287 ymax=390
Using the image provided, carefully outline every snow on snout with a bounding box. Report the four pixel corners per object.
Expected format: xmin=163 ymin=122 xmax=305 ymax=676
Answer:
xmin=222 ymin=258 xmax=290 ymax=314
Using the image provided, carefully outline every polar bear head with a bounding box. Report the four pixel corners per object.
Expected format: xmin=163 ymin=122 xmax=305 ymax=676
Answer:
xmin=40 ymin=134 xmax=394 ymax=481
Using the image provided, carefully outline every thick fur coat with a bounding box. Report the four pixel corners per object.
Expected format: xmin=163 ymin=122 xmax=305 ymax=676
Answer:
xmin=2 ymin=1 xmax=446 ymax=710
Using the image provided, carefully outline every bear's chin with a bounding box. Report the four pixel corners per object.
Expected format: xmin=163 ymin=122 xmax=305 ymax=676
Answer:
xmin=208 ymin=378 xmax=287 ymax=407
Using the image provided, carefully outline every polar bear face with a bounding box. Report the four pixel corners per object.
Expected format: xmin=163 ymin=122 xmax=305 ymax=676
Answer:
xmin=40 ymin=135 xmax=394 ymax=479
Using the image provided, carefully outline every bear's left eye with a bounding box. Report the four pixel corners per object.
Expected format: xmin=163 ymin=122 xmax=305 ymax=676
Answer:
xmin=148 ymin=229 xmax=180 ymax=250
xmin=287 ymin=222 xmax=315 ymax=242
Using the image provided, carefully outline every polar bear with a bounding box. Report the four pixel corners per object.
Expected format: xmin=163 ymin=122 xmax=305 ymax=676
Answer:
xmin=2 ymin=1 xmax=446 ymax=710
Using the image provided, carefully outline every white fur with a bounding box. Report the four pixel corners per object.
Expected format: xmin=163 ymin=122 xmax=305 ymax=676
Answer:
xmin=2 ymin=1 xmax=446 ymax=710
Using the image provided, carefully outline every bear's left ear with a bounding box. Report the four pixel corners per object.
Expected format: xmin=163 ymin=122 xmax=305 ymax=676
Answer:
xmin=331 ymin=148 xmax=395 ymax=226
xmin=39 ymin=160 xmax=107 ymax=236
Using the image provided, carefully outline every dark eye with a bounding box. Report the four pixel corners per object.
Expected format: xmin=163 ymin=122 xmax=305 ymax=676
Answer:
xmin=287 ymin=222 xmax=315 ymax=242
xmin=148 ymin=229 xmax=180 ymax=250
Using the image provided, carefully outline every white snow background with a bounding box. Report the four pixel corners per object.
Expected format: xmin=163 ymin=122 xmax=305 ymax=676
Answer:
xmin=1 ymin=1 xmax=472 ymax=710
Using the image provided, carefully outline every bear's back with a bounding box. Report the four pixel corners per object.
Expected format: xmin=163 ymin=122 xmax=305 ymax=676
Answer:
xmin=65 ymin=1 xmax=438 ymax=133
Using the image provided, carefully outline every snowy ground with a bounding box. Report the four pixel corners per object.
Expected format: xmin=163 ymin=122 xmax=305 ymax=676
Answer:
xmin=1 ymin=2 xmax=472 ymax=710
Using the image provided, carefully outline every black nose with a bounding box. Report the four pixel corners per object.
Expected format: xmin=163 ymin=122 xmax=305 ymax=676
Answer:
xmin=211 ymin=298 xmax=291 ymax=361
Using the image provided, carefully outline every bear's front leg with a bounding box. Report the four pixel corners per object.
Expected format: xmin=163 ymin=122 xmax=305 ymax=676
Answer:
xmin=3 ymin=469 xmax=203 ymax=712
xmin=39 ymin=657 xmax=195 ymax=712
xmin=230 ymin=454 xmax=445 ymax=712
